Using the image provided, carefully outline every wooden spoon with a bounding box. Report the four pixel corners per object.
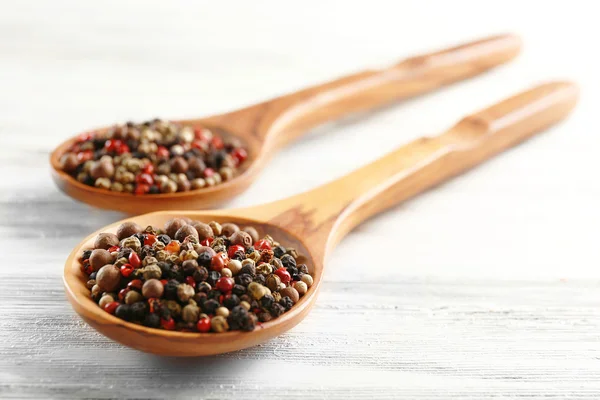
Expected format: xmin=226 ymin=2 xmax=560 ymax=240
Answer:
xmin=64 ymin=81 xmax=578 ymax=356
xmin=51 ymin=34 xmax=521 ymax=214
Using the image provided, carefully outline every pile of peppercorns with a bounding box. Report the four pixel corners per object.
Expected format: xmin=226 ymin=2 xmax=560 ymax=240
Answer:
xmin=80 ymin=218 xmax=313 ymax=332
xmin=59 ymin=119 xmax=248 ymax=195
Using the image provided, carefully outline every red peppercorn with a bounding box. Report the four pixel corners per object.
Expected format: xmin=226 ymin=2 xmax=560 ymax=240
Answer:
xmin=148 ymin=298 xmax=159 ymax=313
xmin=254 ymin=239 xmax=271 ymax=251
xmin=82 ymin=262 xmax=93 ymax=276
xmin=127 ymin=279 xmax=143 ymax=291
xmin=104 ymin=139 xmax=123 ymax=153
xmin=231 ymin=148 xmax=248 ymax=165
xmin=161 ymin=318 xmax=176 ymax=330
xmin=160 ymin=279 xmax=168 ymax=286
xmin=185 ymin=276 xmax=196 ymax=288
xmin=203 ymin=168 xmax=215 ymax=178
xmin=216 ymin=277 xmax=234 ymax=292
xmin=77 ymin=132 xmax=93 ymax=142
xmin=128 ymin=252 xmax=141 ymax=268
xmin=194 ymin=127 xmax=210 ymax=140
xmin=116 ymin=143 xmax=130 ymax=154
xmin=142 ymin=163 xmax=155 ymax=175
xmin=274 ymin=267 xmax=291 ymax=283
xmin=136 ymin=173 xmax=154 ymax=185
xmin=107 ymin=245 xmax=120 ymax=253
xmin=211 ymin=254 xmax=225 ymax=272
xmin=191 ymin=140 xmax=207 ymax=151
xmin=200 ymin=238 xmax=214 ymax=246
xmin=134 ymin=184 xmax=150 ymax=195
xmin=197 ymin=317 xmax=211 ymax=333
xmin=228 ymin=244 xmax=245 ymax=258
xmin=76 ymin=150 xmax=93 ymax=162
xmin=157 ymin=146 xmax=170 ymax=158
xmin=118 ymin=288 xmax=130 ymax=301
xmin=120 ymin=263 xmax=134 ymax=278
xmin=211 ymin=136 xmax=224 ymax=150
xmin=103 ymin=301 xmax=120 ymax=315
xmin=144 ymin=234 xmax=157 ymax=246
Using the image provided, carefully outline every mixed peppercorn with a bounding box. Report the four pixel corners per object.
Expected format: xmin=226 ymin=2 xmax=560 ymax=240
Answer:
xmin=79 ymin=219 xmax=313 ymax=333
xmin=59 ymin=119 xmax=248 ymax=194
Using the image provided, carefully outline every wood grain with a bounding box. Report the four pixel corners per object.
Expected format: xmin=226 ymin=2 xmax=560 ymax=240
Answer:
xmin=49 ymin=34 xmax=520 ymax=214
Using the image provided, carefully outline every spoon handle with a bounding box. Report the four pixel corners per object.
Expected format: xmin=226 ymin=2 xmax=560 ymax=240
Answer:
xmin=213 ymin=34 xmax=521 ymax=148
xmin=257 ymin=82 xmax=578 ymax=257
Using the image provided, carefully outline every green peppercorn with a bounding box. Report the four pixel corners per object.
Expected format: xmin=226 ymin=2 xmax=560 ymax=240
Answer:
xmin=142 ymin=264 xmax=162 ymax=280
xmin=177 ymin=284 xmax=195 ymax=303
xmin=164 ymin=300 xmax=182 ymax=318
xmin=94 ymin=177 xmax=111 ymax=190
xmin=125 ymin=290 xmax=144 ymax=305
xmin=247 ymin=282 xmax=266 ymax=300
xmin=240 ymin=301 xmax=251 ymax=311
xmin=256 ymin=262 xmax=272 ymax=276
xmin=191 ymin=178 xmax=206 ymax=190
xmin=211 ymin=315 xmax=229 ymax=333
xmin=272 ymin=291 xmax=282 ymax=303
xmin=121 ymin=236 xmax=141 ymax=253
xmin=182 ymin=302 xmax=200 ymax=323
xmin=266 ymin=274 xmax=281 ymax=292
xmin=216 ymin=307 xmax=229 ymax=318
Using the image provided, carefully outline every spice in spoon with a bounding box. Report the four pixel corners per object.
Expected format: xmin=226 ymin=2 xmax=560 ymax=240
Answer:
xmin=60 ymin=119 xmax=248 ymax=194
xmin=79 ymin=220 xmax=312 ymax=333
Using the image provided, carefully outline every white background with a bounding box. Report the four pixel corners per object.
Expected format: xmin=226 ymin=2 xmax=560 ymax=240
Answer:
xmin=1 ymin=1 xmax=599 ymax=398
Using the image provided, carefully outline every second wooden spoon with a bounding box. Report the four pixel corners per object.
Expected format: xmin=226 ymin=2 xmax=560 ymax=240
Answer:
xmin=50 ymin=34 xmax=521 ymax=213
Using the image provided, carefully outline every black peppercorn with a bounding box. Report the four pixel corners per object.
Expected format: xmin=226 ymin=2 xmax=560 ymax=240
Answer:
xmin=130 ymin=301 xmax=148 ymax=321
xmin=298 ymin=264 xmax=309 ymax=274
xmin=236 ymin=273 xmax=253 ymax=287
xmin=157 ymin=234 xmax=171 ymax=245
xmin=164 ymin=279 xmax=180 ymax=300
xmin=193 ymin=292 xmax=207 ymax=305
xmin=207 ymin=290 xmax=222 ymax=301
xmin=167 ymin=264 xmax=184 ymax=282
xmin=182 ymin=259 xmax=198 ymax=276
xmin=133 ymin=233 xmax=145 ymax=245
xmin=196 ymin=281 xmax=211 ymax=293
xmin=140 ymin=245 xmax=154 ymax=260
xmin=143 ymin=313 xmax=161 ymax=328
xmin=270 ymin=303 xmax=285 ymax=318
xmin=223 ymin=294 xmax=240 ymax=309
xmin=115 ymin=304 xmax=131 ymax=321
xmin=246 ymin=246 xmax=255 ymax=255
xmin=280 ymin=296 xmax=294 ymax=311
xmin=286 ymin=266 xmax=298 ymax=277
xmin=82 ymin=250 xmax=93 ymax=260
xmin=197 ymin=251 xmax=212 ymax=268
xmin=89 ymin=271 xmax=97 ymax=280
xmin=280 ymin=254 xmax=296 ymax=268
xmin=232 ymin=284 xmax=246 ymax=296
xmin=258 ymin=312 xmax=272 ymax=322
xmin=273 ymin=246 xmax=286 ymax=259
xmin=254 ymin=274 xmax=266 ymax=285
xmin=193 ymin=266 xmax=209 ymax=283
xmin=260 ymin=294 xmax=274 ymax=309
xmin=206 ymin=270 xmax=221 ymax=286
xmin=240 ymin=264 xmax=256 ymax=276
xmin=202 ymin=299 xmax=220 ymax=315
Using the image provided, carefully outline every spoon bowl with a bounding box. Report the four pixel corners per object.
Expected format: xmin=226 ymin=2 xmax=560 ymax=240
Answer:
xmin=51 ymin=34 xmax=521 ymax=214
xmin=64 ymin=81 xmax=578 ymax=356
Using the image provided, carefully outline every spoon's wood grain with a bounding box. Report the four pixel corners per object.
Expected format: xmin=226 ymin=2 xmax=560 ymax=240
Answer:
xmin=50 ymin=34 xmax=521 ymax=214
xmin=64 ymin=81 xmax=578 ymax=356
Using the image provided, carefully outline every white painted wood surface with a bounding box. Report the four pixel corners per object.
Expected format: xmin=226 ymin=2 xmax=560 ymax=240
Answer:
xmin=1 ymin=1 xmax=599 ymax=398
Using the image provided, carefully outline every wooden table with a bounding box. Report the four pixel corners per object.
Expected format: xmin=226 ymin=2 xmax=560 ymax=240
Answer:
xmin=1 ymin=1 xmax=599 ymax=398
